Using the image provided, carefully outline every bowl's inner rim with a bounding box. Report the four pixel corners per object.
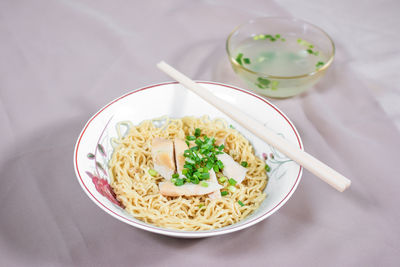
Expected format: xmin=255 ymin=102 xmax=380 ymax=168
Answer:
xmin=74 ymin=81 xmax=303 ymax=236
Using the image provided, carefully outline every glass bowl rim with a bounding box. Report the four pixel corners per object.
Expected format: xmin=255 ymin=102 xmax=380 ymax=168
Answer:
xmin=226 ymin=16 xmax=335 ymax=80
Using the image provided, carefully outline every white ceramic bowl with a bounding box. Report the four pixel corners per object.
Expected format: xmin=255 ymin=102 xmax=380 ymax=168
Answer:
xmin=73 ymin=81 xmax=303 ymax=238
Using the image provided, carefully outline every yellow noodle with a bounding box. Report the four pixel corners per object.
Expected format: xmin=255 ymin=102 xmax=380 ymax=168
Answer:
xmin=109 ymin=116 xmax=268 ymax=231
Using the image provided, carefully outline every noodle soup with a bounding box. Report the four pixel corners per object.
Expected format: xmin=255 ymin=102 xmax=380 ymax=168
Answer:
xmin=231 ymin=36 xmax=329 ymax=97
xmin=74 ymin=81 xmax=304 ymax=237
xmin=226 ymin=17 xmax=335 ymax=98
xmin=109 ymin=116 xmax=268 ymax=231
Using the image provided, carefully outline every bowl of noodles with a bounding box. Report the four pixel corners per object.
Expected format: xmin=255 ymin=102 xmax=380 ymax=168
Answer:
xmin=73 ymin=81 xmax=303 ymax=238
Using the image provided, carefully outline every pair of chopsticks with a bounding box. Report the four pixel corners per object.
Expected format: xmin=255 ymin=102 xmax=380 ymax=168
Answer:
xmin=157 ymin=61 xmax=351 ymax=192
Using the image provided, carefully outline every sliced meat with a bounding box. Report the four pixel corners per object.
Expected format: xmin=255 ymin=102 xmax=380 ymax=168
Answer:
xmin=159 ymin=181 xmax=223 ymax=197
xmin=151 ymin=138 xmax=175 ymax=180
xmin=216 ymin=153 xmax=247 ymax=184
xmin=174 ymin=138 xmax=188 ymax=178
xmin=208 ymin=169 xmax=221 ymax=199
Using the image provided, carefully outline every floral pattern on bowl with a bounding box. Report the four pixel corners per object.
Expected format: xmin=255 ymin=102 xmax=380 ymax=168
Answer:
xmin=85 ymin=118 xmax=122 ymax=207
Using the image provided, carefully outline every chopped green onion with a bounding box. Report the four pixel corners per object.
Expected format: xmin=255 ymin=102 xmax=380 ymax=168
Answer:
xmin=198 ymin=203 xmax=205 ymax=209
xmin=306 ymin=48 xmax=319 ymax=56
xmin=229 ymin=124 xmax=235 ymax=129
xmin=194 ymin=128 xmax=201 ymax=137
xmin=228 ymin=178 xmax=237 ymax=186
xmin=253 ymin=33 xmax=284 ymax=42
xmin=171 ymin=178 xmax=177 ymax=183
xmin=213 ymin=164 xmax=219 ymax=172
xmin=256 ymin=83 xmax=266 ymax=89
xmin=257 ymin=77 xmax=271 ymax=86
xmin=216 ymin=160 xmax=224 ymax=169
xmin=184 ymin=164 xmax=193 ymax=171
xmin=186 ymin=135 xmax=196 ymax=141
xmin=185 ymin=140 xmax=190 ymax=147
xmin=297 ymin=38 xmax=313 ymax=47
xmin=236 ymin=53 xmax=243 ymax=65
xmin=193 ymin=139 xmax=201 ymax=147
xmin=263 ymin=34 xmax=276 ymax=41
xmin=271 ymin=80 xmax=279 ymax=90
xmin=221 ymin=191 xmax=228 ymax=196
xmin=228 ymin=185 xmax=236 ymax=192
xmin=200 ymin=181 xmax=209 ymax=187
xmin=316 ymin=61 xmax=325 ymax=69
xmin=218 ymin=176 xmax=227 ymax=183
xmin=148 ymin=169 xmax=158 ymax=177
xmin=192 ymin=177 xmax=200 ymax=184
xmin=179 ymin=132 xmax=238 ymax=186
xmin=238 ymin=200 xmax=245 ymax=207
xmin=174 ymin=178 xmax=184 ymax=186
xmin=241 ymin=161 xmax=248 ymax=167
xmin=243 ymin=58 xmax=251 ymax=64
xmin=206 ymin=161 xmax=213 ymax=170
xmin=172 ymin=173 xmax=179 ymax=178
xmin=265 ymin=164 xmax=271 ymax=172
xmin=201 ymin=172 xmax=210 ymax=179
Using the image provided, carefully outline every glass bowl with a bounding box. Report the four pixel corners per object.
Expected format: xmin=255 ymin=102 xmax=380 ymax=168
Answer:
xmin=226 ymin=17 xmax=335 ymax=98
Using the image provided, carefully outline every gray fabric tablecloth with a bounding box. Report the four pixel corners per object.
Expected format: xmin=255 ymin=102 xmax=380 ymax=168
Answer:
xmin=1 ymin=0 xmax=399 ymax=266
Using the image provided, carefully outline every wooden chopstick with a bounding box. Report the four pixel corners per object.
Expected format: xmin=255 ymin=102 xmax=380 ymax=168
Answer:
xmin=157 ymin=61 xmax=351 ymax=192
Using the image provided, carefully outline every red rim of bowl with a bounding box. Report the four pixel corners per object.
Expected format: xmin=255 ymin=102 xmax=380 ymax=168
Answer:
xmin=73 ymin=81 xmax=303 ymax=238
